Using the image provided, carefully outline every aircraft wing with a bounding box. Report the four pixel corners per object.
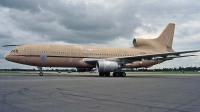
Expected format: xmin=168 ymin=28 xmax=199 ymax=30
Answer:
xmin=83 ymin=58 xmax=105 ymax=62
xmin=83 ymin=50 xmax=200 ymax=62
xmin=117 ymin=50 xmax=200 ymax=60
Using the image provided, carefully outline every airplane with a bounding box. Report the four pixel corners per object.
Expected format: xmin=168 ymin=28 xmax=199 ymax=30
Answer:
xmin=3 ymin=23 xmax=200 ymax=77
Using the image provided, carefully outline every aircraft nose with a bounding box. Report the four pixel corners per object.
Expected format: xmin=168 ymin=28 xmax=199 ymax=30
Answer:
xmin=4 ymin=54 xmax=10 ymax=61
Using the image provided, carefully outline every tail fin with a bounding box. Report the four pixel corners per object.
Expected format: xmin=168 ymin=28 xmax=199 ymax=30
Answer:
xmin=156 ymin=23 xmax=175 ymax=51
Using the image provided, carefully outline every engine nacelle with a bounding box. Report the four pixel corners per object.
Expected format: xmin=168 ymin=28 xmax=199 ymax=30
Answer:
xmin=96 ymin=61 xmax=120 ymax=72
xmin=133 ymin=38 xmax=153 ymax=47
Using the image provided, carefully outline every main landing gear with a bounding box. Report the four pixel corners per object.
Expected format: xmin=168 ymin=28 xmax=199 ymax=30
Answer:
xmin=99 ymin=72 xmax=110 ymax=77
xmin=113 ymin=72 xmax=126 ymax=77
xmin=99 ymin=72 xmax=126 ymax=77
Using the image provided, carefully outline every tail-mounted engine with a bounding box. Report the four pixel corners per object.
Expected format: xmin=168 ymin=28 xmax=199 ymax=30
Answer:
xmin=133 ymin=38 xmax=154 ymax=47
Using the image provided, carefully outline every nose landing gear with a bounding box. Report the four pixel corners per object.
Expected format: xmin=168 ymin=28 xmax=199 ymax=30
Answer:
xmin=37 ymin=66 xmax=43 ymax=76
xmin=39 ymin=72 xmax=43 ymax=76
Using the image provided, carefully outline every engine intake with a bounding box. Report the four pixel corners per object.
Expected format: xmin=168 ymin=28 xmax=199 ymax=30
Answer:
xmin=133 ymin=38 xmax=153 ymax=47
xmin=96 ymin=61 xmax=120 ymax=72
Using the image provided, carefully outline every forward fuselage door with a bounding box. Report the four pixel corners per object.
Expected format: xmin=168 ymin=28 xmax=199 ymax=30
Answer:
xmin=64 ymin=45 xmax=71 ymax=66
xmin=22 ymin=47 xmax=31 ymax=64
xmin=25 ymin=47 xmax=31 ymax=56
xmin=71 ymin=46 xmax=80 ymax=67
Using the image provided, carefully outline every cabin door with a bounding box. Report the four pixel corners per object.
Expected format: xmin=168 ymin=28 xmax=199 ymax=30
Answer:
xmin=65 ymin=46 xmax=72 ymax=66
xmin=25 ymin=47 xmax=31 ymax=62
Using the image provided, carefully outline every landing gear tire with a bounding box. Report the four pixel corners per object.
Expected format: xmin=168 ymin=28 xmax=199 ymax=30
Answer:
xmin=99 ymin=72 xmax=110 ymax=77
xmin=113 ymin=72 xmax=120 ymax=77
xmin=105 ymin=72 xmax=110 ymax=77
xmin=39 ymin=72 xmax=43 ymax=76
xmin=99 ymin=72 xmax=104 ymax=77
xmin=120 ymin=72 xmax=126 ymax=77
xmin=113 ymin=72 xmax=126 ymax=77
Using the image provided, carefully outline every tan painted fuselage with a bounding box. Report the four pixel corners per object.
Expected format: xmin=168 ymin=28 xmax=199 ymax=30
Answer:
xmin=5 ymin=43 xmax=166 ymax=69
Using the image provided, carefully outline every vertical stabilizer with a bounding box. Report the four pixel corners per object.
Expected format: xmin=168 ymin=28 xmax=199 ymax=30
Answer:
xmin=156 ymin=23 xmax=175 ymax=50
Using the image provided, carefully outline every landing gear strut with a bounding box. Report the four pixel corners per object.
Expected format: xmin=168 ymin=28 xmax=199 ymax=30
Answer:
xmin=37 ymin=66 xmax=43 ymax=76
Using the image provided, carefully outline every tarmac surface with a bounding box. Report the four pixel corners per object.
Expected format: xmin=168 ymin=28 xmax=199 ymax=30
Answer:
xmin=0 ymin=73 xmax=200 ymax=112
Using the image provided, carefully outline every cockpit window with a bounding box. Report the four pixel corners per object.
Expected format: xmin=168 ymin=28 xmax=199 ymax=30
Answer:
xmin=11 ymin=49 xmax=18 ymax=53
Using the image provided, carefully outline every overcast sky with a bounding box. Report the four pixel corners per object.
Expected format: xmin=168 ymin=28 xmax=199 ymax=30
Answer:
xmin=0 ymin=0 xmax=200 ymax=69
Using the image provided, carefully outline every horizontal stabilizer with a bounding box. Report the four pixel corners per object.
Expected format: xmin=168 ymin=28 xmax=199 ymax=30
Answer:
xmin=2 ymin=44 xmax=25 ymax=47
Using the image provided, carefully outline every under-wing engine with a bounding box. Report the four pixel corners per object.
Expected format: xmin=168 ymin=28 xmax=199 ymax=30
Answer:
xmin=96 ymin=61 xmax=120 ymax=72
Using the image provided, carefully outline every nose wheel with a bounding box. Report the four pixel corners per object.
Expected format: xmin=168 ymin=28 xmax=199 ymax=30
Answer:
xmin=37 ymin=66 xmax=43 ymax=76
xmin=39 ymin=72 xmax=43 ymax=76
